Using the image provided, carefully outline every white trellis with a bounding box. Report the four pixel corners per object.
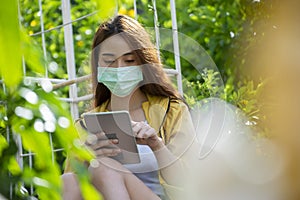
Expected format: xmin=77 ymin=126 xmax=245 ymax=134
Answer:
xmin=16 ymin=0 xmax=183 ymax=197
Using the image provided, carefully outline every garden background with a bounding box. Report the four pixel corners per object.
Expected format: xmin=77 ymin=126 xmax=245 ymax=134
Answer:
xmin=1 ymin=0 xmax=300 ymax=199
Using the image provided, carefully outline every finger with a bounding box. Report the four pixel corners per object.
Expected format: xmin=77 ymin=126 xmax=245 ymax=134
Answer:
xmin=95 ymin=132 xmax=107 ymax=140
xmin=85 ymin=132 xmax=107 ymax=146
xmin=132 ymin=122 xmax=144 ymax=135
xmin=145 ymin=127 xmax=157 ymax=138
xmin=111 ymin=139 xmax=119 ymax=144
xmin=136 ymin=125 xmax=151 ymax=138
xmin=85 ymin=134 xmax=98 ymax=145
xmin=141 ymin=128 xmax=156 ymax=139
xmin=90 ymin=139 xmax=116 ymax=150
xmin=136 ymin=138 xmax=147 ymax=145
xmin=132 ymin=122 xmax=141 ymax=132
xmin=95 ymin=148 xmax=121 ymax=157
xmin=131 ymin=120 xmax=138 ymax=127
xmin=136 ymin=122 xmax=156 ymax=138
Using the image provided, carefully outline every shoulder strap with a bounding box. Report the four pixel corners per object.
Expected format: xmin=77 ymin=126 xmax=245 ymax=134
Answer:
xmin=158 ymin=97 xmax=171 ymax=135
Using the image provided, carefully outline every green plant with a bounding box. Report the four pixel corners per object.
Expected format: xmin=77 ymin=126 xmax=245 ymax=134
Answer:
xmin=183 ymin=69 xmax=268 ymax=137
xmin=0 ymin=0 xmax=104 ymax=199
xmin=183 ymin=69 xmax=224 ymax=106
xmin=2 ymin=0 xmax=276 ymax=197
xmin=226 ymin=79 xmax=269 ymax=137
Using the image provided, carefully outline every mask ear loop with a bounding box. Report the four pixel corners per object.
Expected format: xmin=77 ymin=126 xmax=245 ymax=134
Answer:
xmin=158 ymin=97 xmax=171 ymax=143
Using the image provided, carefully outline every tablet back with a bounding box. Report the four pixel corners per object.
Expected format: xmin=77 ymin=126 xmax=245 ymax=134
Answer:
xmin=83 ymin=111 xmax=140 ymax=164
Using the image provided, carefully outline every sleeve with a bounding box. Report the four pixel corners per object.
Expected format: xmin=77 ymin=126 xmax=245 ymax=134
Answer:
xmin=160 ymin=100 xmax=199 ymax=200
xmin=164 ymin=100 xmax=197 ymax=157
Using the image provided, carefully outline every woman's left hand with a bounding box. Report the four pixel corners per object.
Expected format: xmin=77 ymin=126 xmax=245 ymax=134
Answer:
xmin=131 ymin=121 xmax=164 ymax=150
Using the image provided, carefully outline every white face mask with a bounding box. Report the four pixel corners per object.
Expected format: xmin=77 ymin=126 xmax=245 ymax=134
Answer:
xmin=97 ymin=66 xmax=143 ymax=97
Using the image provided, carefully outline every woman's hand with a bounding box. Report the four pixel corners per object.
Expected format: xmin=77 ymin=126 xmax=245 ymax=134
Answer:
xmin=131 ymin=121 xmax=164 ymax=150
xmin=85 ymin=132 xmax=121 ymax=158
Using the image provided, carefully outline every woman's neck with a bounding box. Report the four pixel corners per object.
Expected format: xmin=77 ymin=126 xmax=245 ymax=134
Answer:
xmin=108 ymin=89 xmax=147 ymax=111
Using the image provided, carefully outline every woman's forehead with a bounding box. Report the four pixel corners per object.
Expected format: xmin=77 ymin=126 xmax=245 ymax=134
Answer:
xmin=99 ymin=34 xmax=134 ymax=57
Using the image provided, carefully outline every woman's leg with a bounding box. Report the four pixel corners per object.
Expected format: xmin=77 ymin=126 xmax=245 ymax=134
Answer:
xmin=89 ymin=157 xmax=161 ymax=200
xmin=89 ymin=158 xmax=131 ymax=200
xmin=61 ymin=173 xmax=83 ymax=200
xmin=123 ymin=172 xmax=162 ymax=200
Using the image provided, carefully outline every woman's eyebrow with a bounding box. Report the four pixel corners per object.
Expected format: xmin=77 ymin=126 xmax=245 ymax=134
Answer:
xmin=101 ymin=53 xmax=114 ymax=57
xmin=123 ymin=52 xmax=133 ymax=56
xmin=101 ymin=52 xmax=133 ymax=58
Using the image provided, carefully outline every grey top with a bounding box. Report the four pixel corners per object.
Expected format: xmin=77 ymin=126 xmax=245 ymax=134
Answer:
xmin=123 ymin=144 xmax=165 ymax=197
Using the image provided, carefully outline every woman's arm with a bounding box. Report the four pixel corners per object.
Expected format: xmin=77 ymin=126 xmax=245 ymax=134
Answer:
xmin=132 ymin=101 xmax=197 ymax=186
xmin=151 ymin=139 xmax=186 ymax=186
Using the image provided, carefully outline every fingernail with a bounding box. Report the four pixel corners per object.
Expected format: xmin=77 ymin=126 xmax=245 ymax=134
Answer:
xmin=112 ymin=139 xmax=119 ymax=144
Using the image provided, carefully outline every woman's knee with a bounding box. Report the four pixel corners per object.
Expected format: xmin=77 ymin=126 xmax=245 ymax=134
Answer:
xmin=62 ymin=172 xmax=78 ymax=185
xmin=61 ymin=173 xmax=82 ymax=199
xmin=88 ymin=158 xmax=130 ymax=184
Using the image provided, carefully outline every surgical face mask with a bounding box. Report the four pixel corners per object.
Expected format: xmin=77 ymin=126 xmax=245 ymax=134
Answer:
xmin=97 ymin=66 xmax=143 ymax=97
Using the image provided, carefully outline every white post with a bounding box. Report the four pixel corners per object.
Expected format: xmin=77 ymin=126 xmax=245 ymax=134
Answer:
xmin=134 ymin=0 xmax=137 ymax=19
xmin=38 ymin=0 xmax=48 ymax=77
xmin=170 ymin=0 xmax=183 ymax=95
xmin=152 ymin=0 xmax=161 ymax=62
xmin=61 ymin=0 xmax=79 ymax=119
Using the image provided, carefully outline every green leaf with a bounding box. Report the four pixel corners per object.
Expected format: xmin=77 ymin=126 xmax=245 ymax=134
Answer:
xmin=93 ymin=0 xmax=117 ymax=21
xmin=0 ymin=0 xmax=22 ymax=86
xmin=21 ymin=31 xmax=45 ymax=74
xmin=0 ymin=134 xmax=8 ymax=156
xmin=7 ymin=156 xmax=22 ymax=175
xmin=17 ymin=128 xmax=53 ymax=169
xmin=71 ymin=159 xmax=102 ymax=200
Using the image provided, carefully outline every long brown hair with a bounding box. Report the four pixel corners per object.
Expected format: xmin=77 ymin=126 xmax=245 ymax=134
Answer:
xmin=91 ymin=15 xmax=182 ymax=108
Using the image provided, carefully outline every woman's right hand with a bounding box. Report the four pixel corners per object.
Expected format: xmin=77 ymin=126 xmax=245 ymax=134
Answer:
xmin=85 ymin=132 xmax=121 ymax=158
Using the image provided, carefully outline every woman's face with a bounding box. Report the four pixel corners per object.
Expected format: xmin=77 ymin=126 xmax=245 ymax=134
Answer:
xmin=98 ymin=35 xmax=140 ymax=68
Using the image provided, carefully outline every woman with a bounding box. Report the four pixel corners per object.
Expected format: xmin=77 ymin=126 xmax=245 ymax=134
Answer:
xmin=62 ymin=15 xmax=196 ymax=200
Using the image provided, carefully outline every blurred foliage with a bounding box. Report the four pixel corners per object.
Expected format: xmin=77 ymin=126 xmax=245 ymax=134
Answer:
xmin=136 ymin=0 xmax=276 ymax=83
xmin=183 ymin=69 xmax=268 ymax=137
xmin=134 ymin=0 xmax=275 ymax=136
xmin=0 ymin=81 xmax=100 ymax=199
xmin=0 ymin=0 xmax=110 ymax=199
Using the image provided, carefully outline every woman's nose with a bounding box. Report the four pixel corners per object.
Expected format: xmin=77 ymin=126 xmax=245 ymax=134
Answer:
xmin=117 ymin=59 xmax=126 ymax=67
xmin=110 ymin=58 xmax=125 ymax=68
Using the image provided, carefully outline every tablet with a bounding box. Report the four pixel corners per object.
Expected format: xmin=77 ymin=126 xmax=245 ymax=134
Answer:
xmin=82 ymin=111 xmax=140 ymax=164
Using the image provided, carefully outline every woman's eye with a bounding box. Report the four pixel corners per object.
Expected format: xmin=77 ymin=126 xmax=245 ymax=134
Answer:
xmin=104 ymin=60 xmax=114 ymax=64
